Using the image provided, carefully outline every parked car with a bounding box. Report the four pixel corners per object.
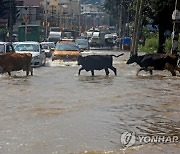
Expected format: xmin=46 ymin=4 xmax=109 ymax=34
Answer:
xmin=75 ymin=38 xmax=89 ymax=50
xmin=0 ymin=42 xmax=15 ymax=54
xmin=52 ymin=40 xmax=81 ymax=61
xmin=14 ymin=41 xmax=46 ymax=67
xmin=40 ymin=42 xmax=55 ymax=58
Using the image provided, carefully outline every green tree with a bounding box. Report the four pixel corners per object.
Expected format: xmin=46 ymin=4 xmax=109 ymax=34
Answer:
xmin=144 ymin=0 xmax=176 ymax=53
xmin=104 ymin=0 xmax=177 ymax=53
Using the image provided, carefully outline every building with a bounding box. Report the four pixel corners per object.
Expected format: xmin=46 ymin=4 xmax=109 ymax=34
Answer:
xmin=14 ymin=0 xmax=42 ymax=32
xmin=16 ymin=0 xmax=41 ymax=6
xmin=14 ymin=0 xmax=108 ymax=33
xmin=40 ymin=0 xmax=80 ymax=29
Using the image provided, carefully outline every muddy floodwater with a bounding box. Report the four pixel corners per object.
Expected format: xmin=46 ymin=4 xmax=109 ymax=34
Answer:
xmin=0 ymin=50 xmax=179 ymax=154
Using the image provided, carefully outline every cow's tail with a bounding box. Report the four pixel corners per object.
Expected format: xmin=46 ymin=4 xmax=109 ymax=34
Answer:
xmin=111 ymin=53 xmax=124 ymax=57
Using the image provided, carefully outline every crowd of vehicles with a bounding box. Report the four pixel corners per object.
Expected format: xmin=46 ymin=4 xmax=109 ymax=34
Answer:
xmin=0 ymin=25 xmax=131 ymax=71
xmin=15 ymin=24 xmax=131 ymax=50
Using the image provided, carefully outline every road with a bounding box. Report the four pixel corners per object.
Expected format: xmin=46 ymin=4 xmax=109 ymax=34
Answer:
xmin=0 ymin=49 xmax=179 ymax=154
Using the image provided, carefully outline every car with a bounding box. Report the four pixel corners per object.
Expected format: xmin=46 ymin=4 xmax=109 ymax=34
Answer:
xmin=47 ymin=35 xmax=61 ymax=44
xmin=52 ymin=40 xmax=81 ymax=61
xmin=89 ymin=36 xmax=101 ymax=47
xmin=75 ymin=38 xmax=89 ymax=50
xmin=0 ymin=42 xmax=15 ymax=54
xmin=40 ymin=42 xmax=55 ymax=58
xmin=14 ymin=41 xmax=46 ymax=67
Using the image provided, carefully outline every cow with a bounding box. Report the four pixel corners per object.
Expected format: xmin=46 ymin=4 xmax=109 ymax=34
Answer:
xmin=0 ymin=52 xmax=33 ymax=76
xmin=77 ymin=53 xmax=124 ymax=76
xmin=126 ymin=53 xmax=180 ymax=76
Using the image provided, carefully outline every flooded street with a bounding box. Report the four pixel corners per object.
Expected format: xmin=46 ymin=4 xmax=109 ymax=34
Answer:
xmin=0 ymin=50 xmax=179 ymax=154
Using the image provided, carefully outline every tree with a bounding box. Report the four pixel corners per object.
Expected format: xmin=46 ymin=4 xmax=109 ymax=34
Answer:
xmin=104 ymin=0 xmax=177 ymax=53
xmin=144 ymin=0 xmax=176 ymax=53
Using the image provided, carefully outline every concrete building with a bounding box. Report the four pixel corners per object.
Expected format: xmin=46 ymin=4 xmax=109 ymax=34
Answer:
xmin=14 ymin=0 xmax=108 ymax=32
xmin=40 ymin=0 xmax=80 ymax=29
xmin=16 ymin=0 xmax=41 ymax=6
xmin=14 ymin=0 xmax=42 ymax=32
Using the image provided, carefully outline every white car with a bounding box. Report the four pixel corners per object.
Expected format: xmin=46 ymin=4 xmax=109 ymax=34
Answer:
xmin=14 ymin=42 xmax=46 ymax=67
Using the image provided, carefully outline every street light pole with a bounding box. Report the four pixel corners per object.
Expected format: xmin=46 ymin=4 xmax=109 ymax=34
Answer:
xmin=9 ymin=0 xmax=12 ymax=41
xmin=171 ymin=0 xmax=180 ymax=54
xmin=118 ymin=4 xmax=123 ymax=50
xmin=78 ymin=0 xmax=81 ymax=36
xmin=25 ymin=7 xmax=28 ymax=41
xmin=45 ymin=0 xmax=48 ymax=41
xmin=131 ymin=0 xmax=143 ymax=54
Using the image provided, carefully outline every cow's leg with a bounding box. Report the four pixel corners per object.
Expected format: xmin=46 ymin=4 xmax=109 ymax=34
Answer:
xmin=109 ymin=66 xmax=117 ymax=75
xmin=91 ymin=70 xmax=94 ymax=76
xmin=147 ymin=68 xmax=153 ymax=75
xmin=165 ymin=63 xmax=176 ymax=76
xmin=175 ymin=66 xmax=180 ymax=73
xmin=8 ymin=72 xmax=11 ymax=76
xmin=29 ymin=66 xmax=33 ymax=76
xmin=136 ymin=68 xmax=144 ymax=76
xmin=169 ymin=69 xmax=176 ymax=76
xmin=31 ymin=68 xmax=33 ymax=76
xmin=78 ymin=67 xmax=84 ymax=75
xmin=26 ymin=70 xmax=29 ymax=76
xmin=145 ymin=67 xmax=154 ymax=75
xmin=149 ymin=70 xmax=153 ymax=75
xmin=105 ymin=68 xmax=109 ymax=75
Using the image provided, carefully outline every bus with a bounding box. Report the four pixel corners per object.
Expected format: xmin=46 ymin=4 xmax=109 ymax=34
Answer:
xmin=18 ymin=25 xmax=44 ymax=42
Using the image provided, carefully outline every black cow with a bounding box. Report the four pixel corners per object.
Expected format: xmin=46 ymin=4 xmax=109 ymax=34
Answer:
xmin=78 ymin=53 xmax=124 ymax=76
xmin=126 ymin=53 xmax=180 ymax=76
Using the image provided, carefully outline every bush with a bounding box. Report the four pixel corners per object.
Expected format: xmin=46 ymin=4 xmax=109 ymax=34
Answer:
xmin=139 ymin=37 xmax=158 ymax=53
xmin=164 ymin=39 xmax=172 ymax=53
xmin=165 ymin=38 xmax=180 ymax=53
xmin=139 ymin=37 xmax=180 ymax=53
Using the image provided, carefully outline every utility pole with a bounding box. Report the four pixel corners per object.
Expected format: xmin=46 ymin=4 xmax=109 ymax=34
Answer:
xmin=9 ymin=0 xmax=12 ymax=41
xmin=171 ymin=0 xmax=180 ymax=54
xmin=118 ymin=4 xmax=123 ymax=50
xmin=45 ymin=0 xmax=48 ymax=41
xmin=25 ymin=7 xmax=28 ymax=41
xmin=78 ymin=0 xmax=81 ymax=36
xmin=131 ymin=0 xmax=144 ymax=54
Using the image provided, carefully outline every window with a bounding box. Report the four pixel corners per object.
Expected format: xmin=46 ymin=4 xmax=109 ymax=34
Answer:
xmin=0 ymin=45 xmax=5 ymax=53
xmin=6 ymin=45 xmax=14 ymax=52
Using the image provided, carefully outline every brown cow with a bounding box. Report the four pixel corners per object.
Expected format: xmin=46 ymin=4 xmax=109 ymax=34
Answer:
xmin=0 ymin=52 xmax=33 ymax=76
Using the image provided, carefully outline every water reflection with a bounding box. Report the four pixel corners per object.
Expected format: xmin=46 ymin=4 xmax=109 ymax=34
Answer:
xmin=78 ymin=75 xmax=114 ymax=85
